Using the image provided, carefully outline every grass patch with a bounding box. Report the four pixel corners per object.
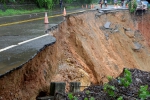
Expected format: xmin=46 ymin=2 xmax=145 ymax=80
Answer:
xmin=0 ymin=8 xmax=46 ymax=16
xmin=65 ymin=5 xmax=80 ymax=9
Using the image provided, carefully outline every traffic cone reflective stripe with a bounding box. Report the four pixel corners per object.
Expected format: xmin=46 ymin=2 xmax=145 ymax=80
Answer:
xmin=44 ymin=12 xmax=49 ymax=24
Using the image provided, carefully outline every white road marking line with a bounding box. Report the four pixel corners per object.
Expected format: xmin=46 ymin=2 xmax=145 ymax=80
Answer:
xmin=0 ymin=34 xmax=49 ymax=52
xmin=18 ymin=34 xmax=49 ymax=45
xmin=0 ymin=45 xmax=17 ymax=52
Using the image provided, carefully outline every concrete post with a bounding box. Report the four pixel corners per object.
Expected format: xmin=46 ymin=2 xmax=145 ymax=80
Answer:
xmin=69 ymin=82 xmax=81 ymax=93
xmin=50 ymin=82 xmax=66 ymax=96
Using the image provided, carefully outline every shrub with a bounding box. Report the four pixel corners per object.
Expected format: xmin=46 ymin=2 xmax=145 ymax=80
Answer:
xmin=138 ymin=85 xmax=150 ymax=100
xmin=103 ymin=83 xmax=116 ymax=97
xmin=118 ymin=68 xmax=132 ymax=87
xmin=128 ymin=0 xmax=137 ymax=13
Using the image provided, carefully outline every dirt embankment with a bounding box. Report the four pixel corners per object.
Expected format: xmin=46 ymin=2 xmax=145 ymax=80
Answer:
xmin=52 ymin=10 xmax=150 ymax=85
xmin=136 ymin=13 xmax=150 ymax=46
xmin=0 ymin=44 xmax=58 ymax=99
xmin=0 ymin=10 xmax=150 ymax=99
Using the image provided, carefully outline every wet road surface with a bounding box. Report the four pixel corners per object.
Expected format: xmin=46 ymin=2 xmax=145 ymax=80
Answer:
xmin=0 ymin=8 xmax=85 ymax=76
xmin=0 ymin=35 xmax=56 ymax=75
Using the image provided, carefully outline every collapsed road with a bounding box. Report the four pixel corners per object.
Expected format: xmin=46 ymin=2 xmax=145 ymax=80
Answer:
xmin=0 ymin=7 xmax=150 ymax=99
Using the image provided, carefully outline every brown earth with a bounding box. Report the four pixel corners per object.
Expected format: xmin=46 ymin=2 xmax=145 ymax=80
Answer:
xmin=0 ymin=10 xmax=150 ymax=100
xmin=136 ymin=13 xmax=150 ymax=46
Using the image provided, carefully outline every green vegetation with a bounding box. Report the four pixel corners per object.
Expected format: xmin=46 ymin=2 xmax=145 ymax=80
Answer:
xmin=105 ymin=69 xmax=150 ymax=100
xmin=68 ymin=93 xmax=77 ymax=100
xmin=138 ymin=85 xmax=150 ymax=100
xmin=118 ymin=68 xmax=132 ymax=87
xmin=148 ymin=4 xmax=150 ymax=9
xmin=0 ymin=0 xmax=96 ymax=9
xmin=84 ymin=97 xmax=88 ymax=100
xmin=104 ymin=69 xmax=132 ymax=99
xmin=85 ymin=90 xmax=90 ymax=95
xmin=36 ymin=0 xmax=54 ymax=9
xmin=68 ymin=91 xmax=95 ymax=100
xmin=128 ymin=0 xmax=137 ymax=13
xmin=117 ymin=96 xmax=123 ymax=100
xmin=0 ymin=0 xmax=96 ymax=16
xmin=89 ymin=97 xmax=95 ymax=100
xmin=107 ymin=76 xmax=113 ymax=81
xmin=67 ymin=69 xmax=150 ymax=100
xmin=103 ymin=83 xmax=116 ymax=97
xmin=0 ymin=8 xmax=45 ymax=16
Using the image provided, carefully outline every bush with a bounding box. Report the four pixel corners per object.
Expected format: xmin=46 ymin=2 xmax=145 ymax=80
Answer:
xmin=128 ymin=0 xmax=137 ymax=13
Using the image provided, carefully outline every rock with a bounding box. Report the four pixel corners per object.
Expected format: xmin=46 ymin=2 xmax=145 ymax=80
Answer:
xmin=104 ymin=33 xmax=109 ymax=40
xmin=114 ymin=29 xmax=119 ymax=33
xmin=132 ymin=42 xmax=142 ymax=51
xmin=123 ymin=27 xmax=131 ymax=31
xmin=125 ymin=31 xmax=135 ymax=38
xmin=98 ymin=10 xmax=104 ymax=13
xmin=95 ymin=13 xmax=104 ymax=17
xmin=104 ymin=22 xmax=111 ymax=29
xmin=135 ymin=78 xmax=142 ymax=84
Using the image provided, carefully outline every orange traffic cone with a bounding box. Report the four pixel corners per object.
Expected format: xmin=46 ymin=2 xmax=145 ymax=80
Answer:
xmin=44 ymin=12 xmax=49 ymax=24
xmin=92 ymin=4 xmax=94 ymax=8
xmin=63 ymin=7 xmax=66 ymax=16
xmin=126 ymin=4 xmax=128 ymax=8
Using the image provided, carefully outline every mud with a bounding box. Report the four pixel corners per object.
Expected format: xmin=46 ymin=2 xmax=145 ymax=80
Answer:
xmin=0 ymin=10 xmax=150 ymax=99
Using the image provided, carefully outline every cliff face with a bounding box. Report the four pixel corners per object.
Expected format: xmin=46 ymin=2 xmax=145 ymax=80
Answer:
xmin=52 ymin=10 xmax=150 ymax=85
xmin=0 ymin=44 xmax=58 ymax=100
xmin=137 ymin=13 xmax=150 ymax=46
xmin=0 ymin=10 xmax=150 ymax=99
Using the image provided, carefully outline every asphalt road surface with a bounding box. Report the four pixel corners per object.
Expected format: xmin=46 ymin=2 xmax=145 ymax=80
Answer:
xmin=0 ymin=8 xmax=87 ymax=76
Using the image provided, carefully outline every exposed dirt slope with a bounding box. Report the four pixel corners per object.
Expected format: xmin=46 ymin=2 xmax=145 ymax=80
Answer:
xmin=0 ymin=45 xmax=59 ymax=100
xmin=52 ymin=10 xmax=150 ymax=87
xmin=136 ymin=12 xmax=150 ymax=46
xmin=0 ymin=10 xmax=150 ymax=99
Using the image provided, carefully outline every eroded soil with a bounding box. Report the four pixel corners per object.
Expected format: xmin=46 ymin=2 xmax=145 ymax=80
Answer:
xmin=0 ymin=10 xmax=150 ymax=99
